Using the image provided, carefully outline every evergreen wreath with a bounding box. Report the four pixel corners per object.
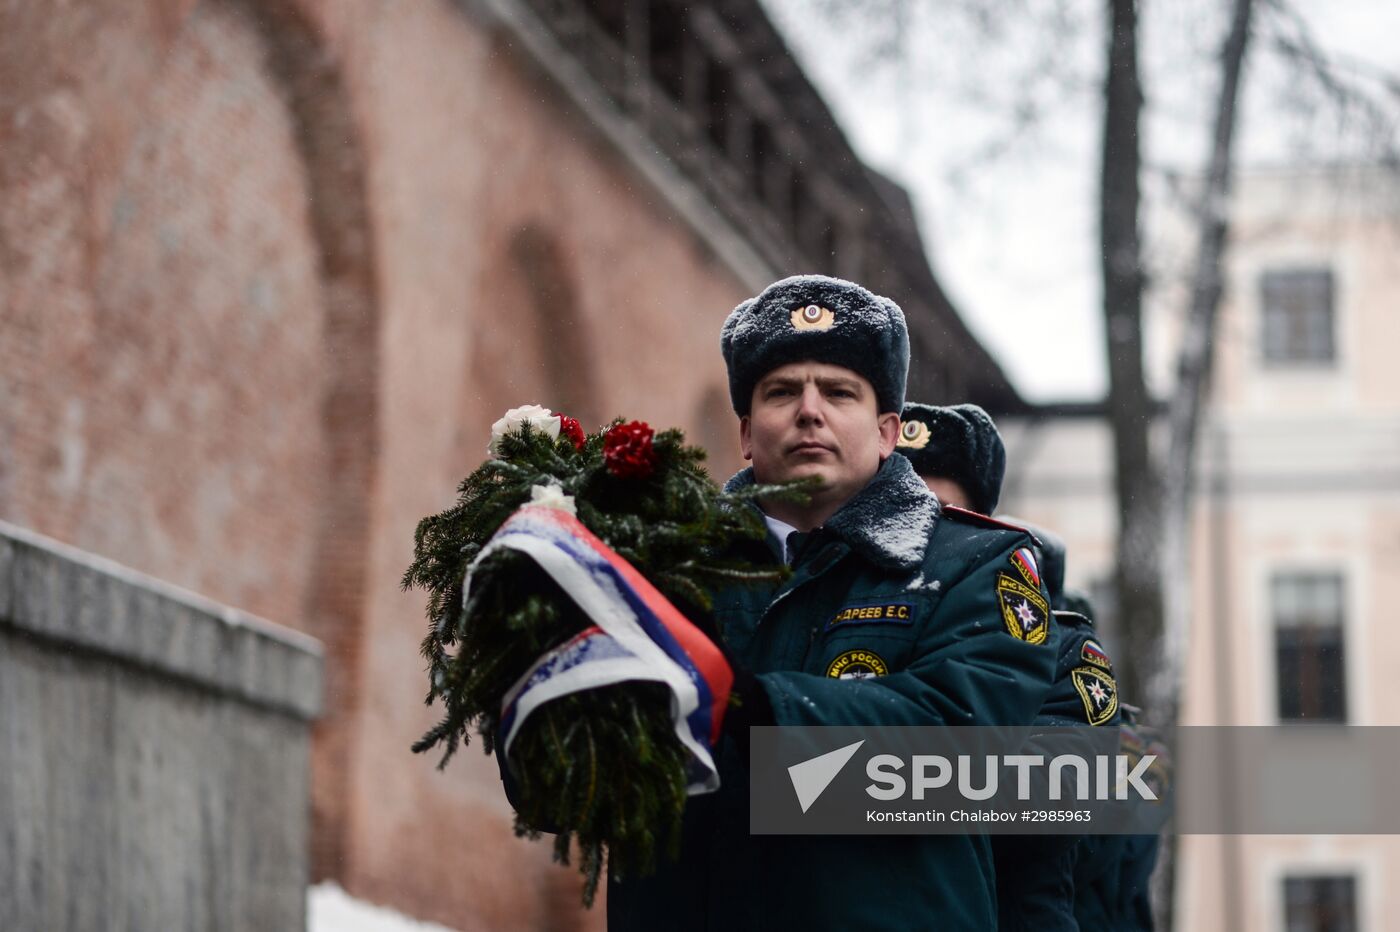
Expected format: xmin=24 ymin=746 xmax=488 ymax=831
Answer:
xmin=403 ymin=406 xmax=805 ymax=905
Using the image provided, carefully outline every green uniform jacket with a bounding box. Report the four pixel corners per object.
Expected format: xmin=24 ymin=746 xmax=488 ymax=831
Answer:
xmin=994 ymin=610 xmax=1122 ymax=932
xmin=608 ymin=455 xmax=1058 ymax=932
xmin=1073 ymin=704 xmax=1165 ymax=932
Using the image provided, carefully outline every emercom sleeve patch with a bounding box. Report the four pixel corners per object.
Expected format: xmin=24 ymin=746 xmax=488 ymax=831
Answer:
xmin=995 ymin=572 xmax=1049 ymax=645
xmin=1071 ymin=665 xmax=1119 ymax=726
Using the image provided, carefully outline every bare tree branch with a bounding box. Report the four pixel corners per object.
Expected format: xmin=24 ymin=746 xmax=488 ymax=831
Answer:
xmin=1262 ymin=0 xmax=1400 ymax=165
xmin=1099 ymin=0 xmax=1168 ymax=730
xmin=1161 ymin=0 xmax=1255 ymax=587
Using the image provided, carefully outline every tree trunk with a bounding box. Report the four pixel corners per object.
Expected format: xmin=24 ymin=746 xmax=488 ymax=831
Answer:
xmin=1158 ymin=0 xmax=1256 ymax=711
xmin=1100 ymin=0 xmax=1161 ymax=710
xmin=1152 ymin=3 xmax=1255 ymax=929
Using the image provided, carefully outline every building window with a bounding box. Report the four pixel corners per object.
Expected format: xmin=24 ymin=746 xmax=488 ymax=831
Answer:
xmin=817 ymin=222 xmax=837 ymax=262
xmin=648 ymin=6 xmax=685 ymax=102
xmin=583 ymin=0 xmax=628 ymax=42
xmin=1283 ymin=875 xmax=1357 ymax=932
xmin=788 ymin=170 xmax=810 ymax=230
xmin=1272 ymin=572 xmax=1347 ymax=722
xmin=749 ymin=121 xmax=773 ymax=199
xmin=704 ymin=59 xmax=730 ymax=153
xmin=1261 ymin=267 xmax=1335 ymax=365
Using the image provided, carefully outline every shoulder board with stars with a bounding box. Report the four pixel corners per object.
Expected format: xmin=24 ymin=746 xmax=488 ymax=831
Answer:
xmin=941 ymin=506 xmax=1045 ymax=547
xmin=1071 ymin=665 xmax=1118 ymax=726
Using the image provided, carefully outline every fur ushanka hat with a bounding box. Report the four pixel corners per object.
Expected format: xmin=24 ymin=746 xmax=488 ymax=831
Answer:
xmin=720 ymin=275 xmax=910 ymax=416
xmin=895 ymin=402 xmax=1006 ymax=516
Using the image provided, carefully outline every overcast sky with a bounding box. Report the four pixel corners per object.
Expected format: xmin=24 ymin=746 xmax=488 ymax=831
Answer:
xmin=759 ymin=0 xmax=1400 ymax=402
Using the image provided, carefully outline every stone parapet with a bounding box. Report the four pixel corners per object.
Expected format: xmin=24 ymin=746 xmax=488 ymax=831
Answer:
xmin=0 ymin=520 xmax=323 ymax=931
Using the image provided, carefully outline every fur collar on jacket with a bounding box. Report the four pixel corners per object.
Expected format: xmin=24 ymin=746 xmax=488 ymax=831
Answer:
xmin=723 ymin=454 xmax=938 ymax=573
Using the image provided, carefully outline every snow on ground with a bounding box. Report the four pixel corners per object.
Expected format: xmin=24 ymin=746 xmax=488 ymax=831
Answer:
xmin=307 ymin=883 xmax=461 ymax=932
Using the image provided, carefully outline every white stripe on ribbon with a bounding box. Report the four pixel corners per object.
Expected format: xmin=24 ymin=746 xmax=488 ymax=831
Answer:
xmin=473 ymin=507 xmax=720 ymax=794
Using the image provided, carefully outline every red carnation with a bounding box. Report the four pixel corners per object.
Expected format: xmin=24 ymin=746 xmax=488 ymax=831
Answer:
xmin=557 ymin=413 xmax=586 ymax=451
xmin=603 ymin=420 xmax=657 ymax=479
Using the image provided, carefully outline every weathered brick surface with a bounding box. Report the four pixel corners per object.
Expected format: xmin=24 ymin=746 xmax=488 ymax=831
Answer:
xmin=2 ymin=1 xmax=753 ymax=928
xmin=1 ymin=0 xmax=327 ymax=626
xmin=343 ymin=7 xmax=748 ymax=927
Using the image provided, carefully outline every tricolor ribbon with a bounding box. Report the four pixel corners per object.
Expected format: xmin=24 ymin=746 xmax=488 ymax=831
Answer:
xmin=476 ymin=505 xmax=733 ymax=794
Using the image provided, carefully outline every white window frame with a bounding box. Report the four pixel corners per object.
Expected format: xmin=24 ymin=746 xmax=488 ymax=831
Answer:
xmin=1251 ymin=553 xmax=1368 ymax=728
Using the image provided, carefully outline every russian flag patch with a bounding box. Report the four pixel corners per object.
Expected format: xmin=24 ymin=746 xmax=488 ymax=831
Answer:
xmin=1009 ymin=547 xmax=1041 ymax=589
xmin=1081 ymin=639 xmax=1112 ymax=672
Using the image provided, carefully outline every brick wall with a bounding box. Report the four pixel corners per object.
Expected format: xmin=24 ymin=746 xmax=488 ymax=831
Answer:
xmin=1 ymin=1 xmax=754 ymax=929
xmin=1 ymin=0 xmax=326 ymax=628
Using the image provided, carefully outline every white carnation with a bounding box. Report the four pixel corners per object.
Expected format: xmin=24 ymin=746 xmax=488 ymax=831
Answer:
xmin=489 ymin=404 xmax=560 ymax=454
xmin=529 ymin=482 xmax=578 ymax=516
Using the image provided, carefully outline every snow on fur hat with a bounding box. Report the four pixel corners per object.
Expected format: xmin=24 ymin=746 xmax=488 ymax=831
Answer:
xmin=895 ymin=402 xmax=1006 ymax=516
xmin=720 ymin=275 xmax=910 ymax=416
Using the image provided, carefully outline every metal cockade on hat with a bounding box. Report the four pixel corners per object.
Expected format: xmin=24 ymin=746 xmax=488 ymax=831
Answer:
xmin=898 ymin=420 xmax=931 ymax=450
xmin=790 ymin=304 xmax=835 ymax=331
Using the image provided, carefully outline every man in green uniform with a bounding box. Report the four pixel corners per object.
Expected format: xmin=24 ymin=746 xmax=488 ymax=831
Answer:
xmin=604 ymin=275 xmax=1059 ymax=931
xmin=1067 ymin=592 xmax=1166 ymax=932
xmin=895 ymin=401 xmax=1124 ymax=931
xmin=892 ymin=402 xmax=1006 ymax=518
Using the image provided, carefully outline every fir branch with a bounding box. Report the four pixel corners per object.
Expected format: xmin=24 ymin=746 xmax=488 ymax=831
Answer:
xmin=404 ymin=417 xmax=806 ymax=905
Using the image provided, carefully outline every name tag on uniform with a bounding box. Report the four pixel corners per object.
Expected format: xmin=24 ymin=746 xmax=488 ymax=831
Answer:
xmin=826 ymin=600 xmax=915 ymax=630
